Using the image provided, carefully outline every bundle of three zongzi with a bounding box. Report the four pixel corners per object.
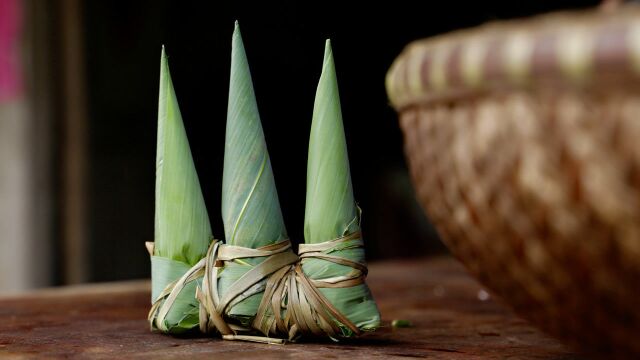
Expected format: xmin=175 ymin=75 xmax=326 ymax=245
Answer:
xmin=147 ymin=23 xmax=380 ymax=342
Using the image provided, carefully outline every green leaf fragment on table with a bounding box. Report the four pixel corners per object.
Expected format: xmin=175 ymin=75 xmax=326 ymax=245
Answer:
xmin=303 ymin=39 xmax=381 ymax=336
xmin=151 ymin=46 xmax=213 ymax=333
xmin=392 ymin=319 xmax=413 ymax=328
xmin=219 ymin=21 xmax=288 ymax=326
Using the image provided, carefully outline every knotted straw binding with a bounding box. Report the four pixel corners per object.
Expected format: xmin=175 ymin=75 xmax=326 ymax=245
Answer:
xmin=148 ymin=231 xmax=367 ymax=344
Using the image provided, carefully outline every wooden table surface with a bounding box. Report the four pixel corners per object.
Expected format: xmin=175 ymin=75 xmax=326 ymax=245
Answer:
xmin=0 ymin=257 xmax=582 ymax=359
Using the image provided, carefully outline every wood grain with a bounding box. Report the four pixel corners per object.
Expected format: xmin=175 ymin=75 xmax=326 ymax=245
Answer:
xmin=0 ymin=257 xmax=582 ymax=359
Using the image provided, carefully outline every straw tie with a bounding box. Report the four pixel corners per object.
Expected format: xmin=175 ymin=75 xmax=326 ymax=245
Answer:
xmin=147 ymin=231 xmax=367 ymax=344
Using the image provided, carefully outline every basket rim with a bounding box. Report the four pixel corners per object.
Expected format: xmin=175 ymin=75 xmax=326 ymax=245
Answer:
xmin=386 ymin=5 xmax=640 ymax=110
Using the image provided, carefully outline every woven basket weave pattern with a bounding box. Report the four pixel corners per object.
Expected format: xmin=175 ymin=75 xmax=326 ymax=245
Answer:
xmin=400 ymin=89 xmax=640 ymax=355
xmin=388 ymin=8 xmax=640 ymax=356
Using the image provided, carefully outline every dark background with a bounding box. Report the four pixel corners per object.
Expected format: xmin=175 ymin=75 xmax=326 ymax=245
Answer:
xmin=74 ymin=0 xmax=598 ymax=283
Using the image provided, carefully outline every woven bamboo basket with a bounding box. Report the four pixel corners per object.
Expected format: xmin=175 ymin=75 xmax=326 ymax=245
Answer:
xmin=387 ymin=6 xmax=640 ymax=357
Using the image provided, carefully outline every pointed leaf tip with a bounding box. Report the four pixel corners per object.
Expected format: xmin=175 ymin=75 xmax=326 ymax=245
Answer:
xmin=232 ymin=21 xmax=243 ymax=47
xmin=323 ymin=39 xmax=333 ymax=63
xmin=160 ymin=46 xmax=168 ymax=76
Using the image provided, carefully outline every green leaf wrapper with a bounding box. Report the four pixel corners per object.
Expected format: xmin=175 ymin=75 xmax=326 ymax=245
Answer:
xmin=219 ymin=22 xmax=289 ymax=326
xmin=302 ymin=40 xmax=381 ymax=336
xmin=151 ymin=47 xmax=213 ymax=333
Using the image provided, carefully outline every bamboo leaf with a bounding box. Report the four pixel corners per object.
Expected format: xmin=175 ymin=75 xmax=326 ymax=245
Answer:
xmin=219 ymin=22 xmax=288 ymax=324
xmin=151 ymin=47 xmax=212 ymax=333
xmin=303 ymin=40 xmax=380 ymax=335
xmin=155 ymin=46 xmax=213 ymax=264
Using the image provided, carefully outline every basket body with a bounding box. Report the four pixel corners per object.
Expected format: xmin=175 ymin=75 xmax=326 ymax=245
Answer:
xmin=388 ymin=7 xmax=640 ymax=357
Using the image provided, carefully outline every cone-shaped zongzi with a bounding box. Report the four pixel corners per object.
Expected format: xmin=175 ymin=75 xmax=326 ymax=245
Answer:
xmin=219 ymin=22 xmax=289 ymax=327
xmin=302 ymin=40 xmax=381 ymax=336
xmin=149 ymin=47 xmax=213 ymax=334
